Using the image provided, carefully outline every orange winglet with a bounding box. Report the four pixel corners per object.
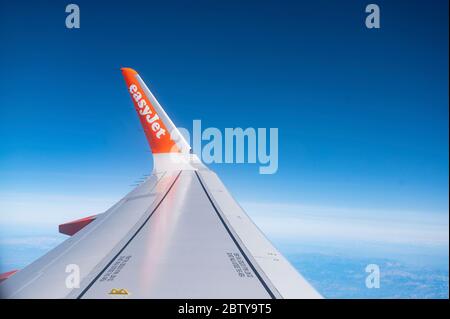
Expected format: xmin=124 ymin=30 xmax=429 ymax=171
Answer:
xmin=59 ymin=215 xmax=97 ymax=236
xmin=121 ymin=67 xmax=181 ymax=154
xmin=0 ymin=270 xmax=18 ymax=283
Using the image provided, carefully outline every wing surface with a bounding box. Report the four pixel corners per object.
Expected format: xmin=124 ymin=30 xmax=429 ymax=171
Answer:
xmin=0 ymin=68 xmax=321 ymax=299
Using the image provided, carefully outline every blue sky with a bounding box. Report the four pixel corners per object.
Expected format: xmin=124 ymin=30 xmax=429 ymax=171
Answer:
xmin=0 ymin=1 xmax=448 ymax=297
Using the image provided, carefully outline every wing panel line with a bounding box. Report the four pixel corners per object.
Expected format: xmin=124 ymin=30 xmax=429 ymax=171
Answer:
xmin=76 ymin=171 xmax=182 ymax=299
xmin=194 ymin=171 xmax=276 ymax=299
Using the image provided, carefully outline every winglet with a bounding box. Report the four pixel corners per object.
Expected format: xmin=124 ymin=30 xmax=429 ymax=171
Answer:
xmin=121 ymin=68 xmax=204 ymax=172
xmin=121 ymin=68 xmax=190 ymax=154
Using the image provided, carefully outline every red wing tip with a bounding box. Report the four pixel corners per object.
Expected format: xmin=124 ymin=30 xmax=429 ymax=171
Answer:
xmin=59 ymin=215 xmax=97 ymax=236
xmin=0 ymin=269 xmax=18 ymax=282
xmin=121 ymin=67 xmax=138 ymax=75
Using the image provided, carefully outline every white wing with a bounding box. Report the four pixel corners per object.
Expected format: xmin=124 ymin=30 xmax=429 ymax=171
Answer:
xmin=0 ymin=68 xmax=321 ymax=299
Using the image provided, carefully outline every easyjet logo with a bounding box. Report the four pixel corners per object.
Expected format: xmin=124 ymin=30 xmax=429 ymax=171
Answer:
xmin=129 ymin=84 xmax=166 ymax=139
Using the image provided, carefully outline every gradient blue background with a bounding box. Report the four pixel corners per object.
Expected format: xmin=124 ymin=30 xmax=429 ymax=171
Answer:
xmin=0 ymin=0 xmax=448 ymax=298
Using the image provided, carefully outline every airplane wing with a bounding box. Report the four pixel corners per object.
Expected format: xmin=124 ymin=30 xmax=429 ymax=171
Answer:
xmin=0 ymin=68 xmax=321 ymax=299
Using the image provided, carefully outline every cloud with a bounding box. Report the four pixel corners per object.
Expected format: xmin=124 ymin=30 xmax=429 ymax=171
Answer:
xmin=0 ymin=192 xmax=118 ymax=226
xmin=0 ymin=236 xmax=64 ymax=249
xmin=242 ymin=202 xmax=449 ymax=247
